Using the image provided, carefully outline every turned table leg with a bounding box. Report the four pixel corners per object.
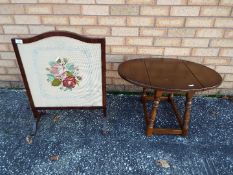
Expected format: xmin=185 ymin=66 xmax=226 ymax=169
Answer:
xmin=182 ymin=92 xmax=194 ymax=136
xmin=146 ymin=90 xmax=163 ymax=136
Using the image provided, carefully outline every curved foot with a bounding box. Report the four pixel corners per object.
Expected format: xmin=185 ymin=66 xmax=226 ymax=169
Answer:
xmin=26 ymin=117 xmax=41 ymax=144
xmin=100 ymin=128 xmax=110 ymax=136
xmin=26 ymin=134 xmax=33 ymax=144
xmin=101 ymin=117 xmax=110 ymax=136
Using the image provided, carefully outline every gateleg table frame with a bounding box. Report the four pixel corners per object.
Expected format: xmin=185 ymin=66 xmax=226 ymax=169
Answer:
xmin=142 ymin=88 xmax=194 ymax=136
xmin=118 ymin=58 xmax=222 ymax=137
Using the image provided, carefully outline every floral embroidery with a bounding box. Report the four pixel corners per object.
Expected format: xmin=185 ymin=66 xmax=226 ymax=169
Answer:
xmin=46 ymin=57 xmax=82 ymax=91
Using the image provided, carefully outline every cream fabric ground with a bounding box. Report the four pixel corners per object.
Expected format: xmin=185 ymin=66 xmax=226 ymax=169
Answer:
xmin=17 ymin=36 xmax=103 ymax=107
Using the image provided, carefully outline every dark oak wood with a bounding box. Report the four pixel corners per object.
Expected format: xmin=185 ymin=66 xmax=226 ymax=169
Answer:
xmin=143 ymin=95 xmax=169 ymax=101
xmin=168 ymin=94 xmax=183 ymax=129
xmin=154 ymin=128 xmax=183 ymax=135
xmin=118 ymin=58 xmax=222 ymax=136
xmin=146 ymin=90 xmax=162 ymax=136
xmin=118 ymin=58 xmax=222 ymax=92
xmin=182 ymin=92 xmax=194 ymax=136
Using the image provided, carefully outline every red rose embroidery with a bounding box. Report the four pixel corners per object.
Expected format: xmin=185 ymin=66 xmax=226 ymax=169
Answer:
xmin=63 ymin=76 xmax=77 ymax=88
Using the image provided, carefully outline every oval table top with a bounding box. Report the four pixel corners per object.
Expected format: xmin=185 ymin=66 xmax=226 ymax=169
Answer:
xmin=118 ymin=58 xmax=222 ymax=92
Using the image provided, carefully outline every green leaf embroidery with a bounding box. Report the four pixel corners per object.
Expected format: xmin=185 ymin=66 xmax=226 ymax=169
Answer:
xmin=66 ymin=71 xmax=73 ymax=77
xmin=47 ymin=74 xmax=55 ymax=81
xmin=77 ymin=76 xmax=82 ymax=80
xmin=52 ymin=79 xmax=61 ymax=86
xmin=66 ymin=63 xmax=74 ymax=71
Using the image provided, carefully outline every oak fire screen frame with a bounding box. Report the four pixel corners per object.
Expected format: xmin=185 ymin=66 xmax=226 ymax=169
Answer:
xmin=11 ymin=31 xmax=106 ymax=121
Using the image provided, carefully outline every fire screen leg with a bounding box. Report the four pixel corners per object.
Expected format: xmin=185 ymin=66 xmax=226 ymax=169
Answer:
xmin=101 ymin=108 xmax=109 ymax=135
xmin=26 ymin=110 xmax=42 ymax=144
xmin=30 ymin=116 xmax=41 ymax=137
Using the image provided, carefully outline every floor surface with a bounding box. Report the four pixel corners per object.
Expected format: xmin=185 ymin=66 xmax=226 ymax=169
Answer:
xmin=0 ymin=89 xmax=233 ymax=175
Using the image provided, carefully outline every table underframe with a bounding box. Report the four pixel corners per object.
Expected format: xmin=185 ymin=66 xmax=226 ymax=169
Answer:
xmin=142 ymin=88 xmax=194 ymax=136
